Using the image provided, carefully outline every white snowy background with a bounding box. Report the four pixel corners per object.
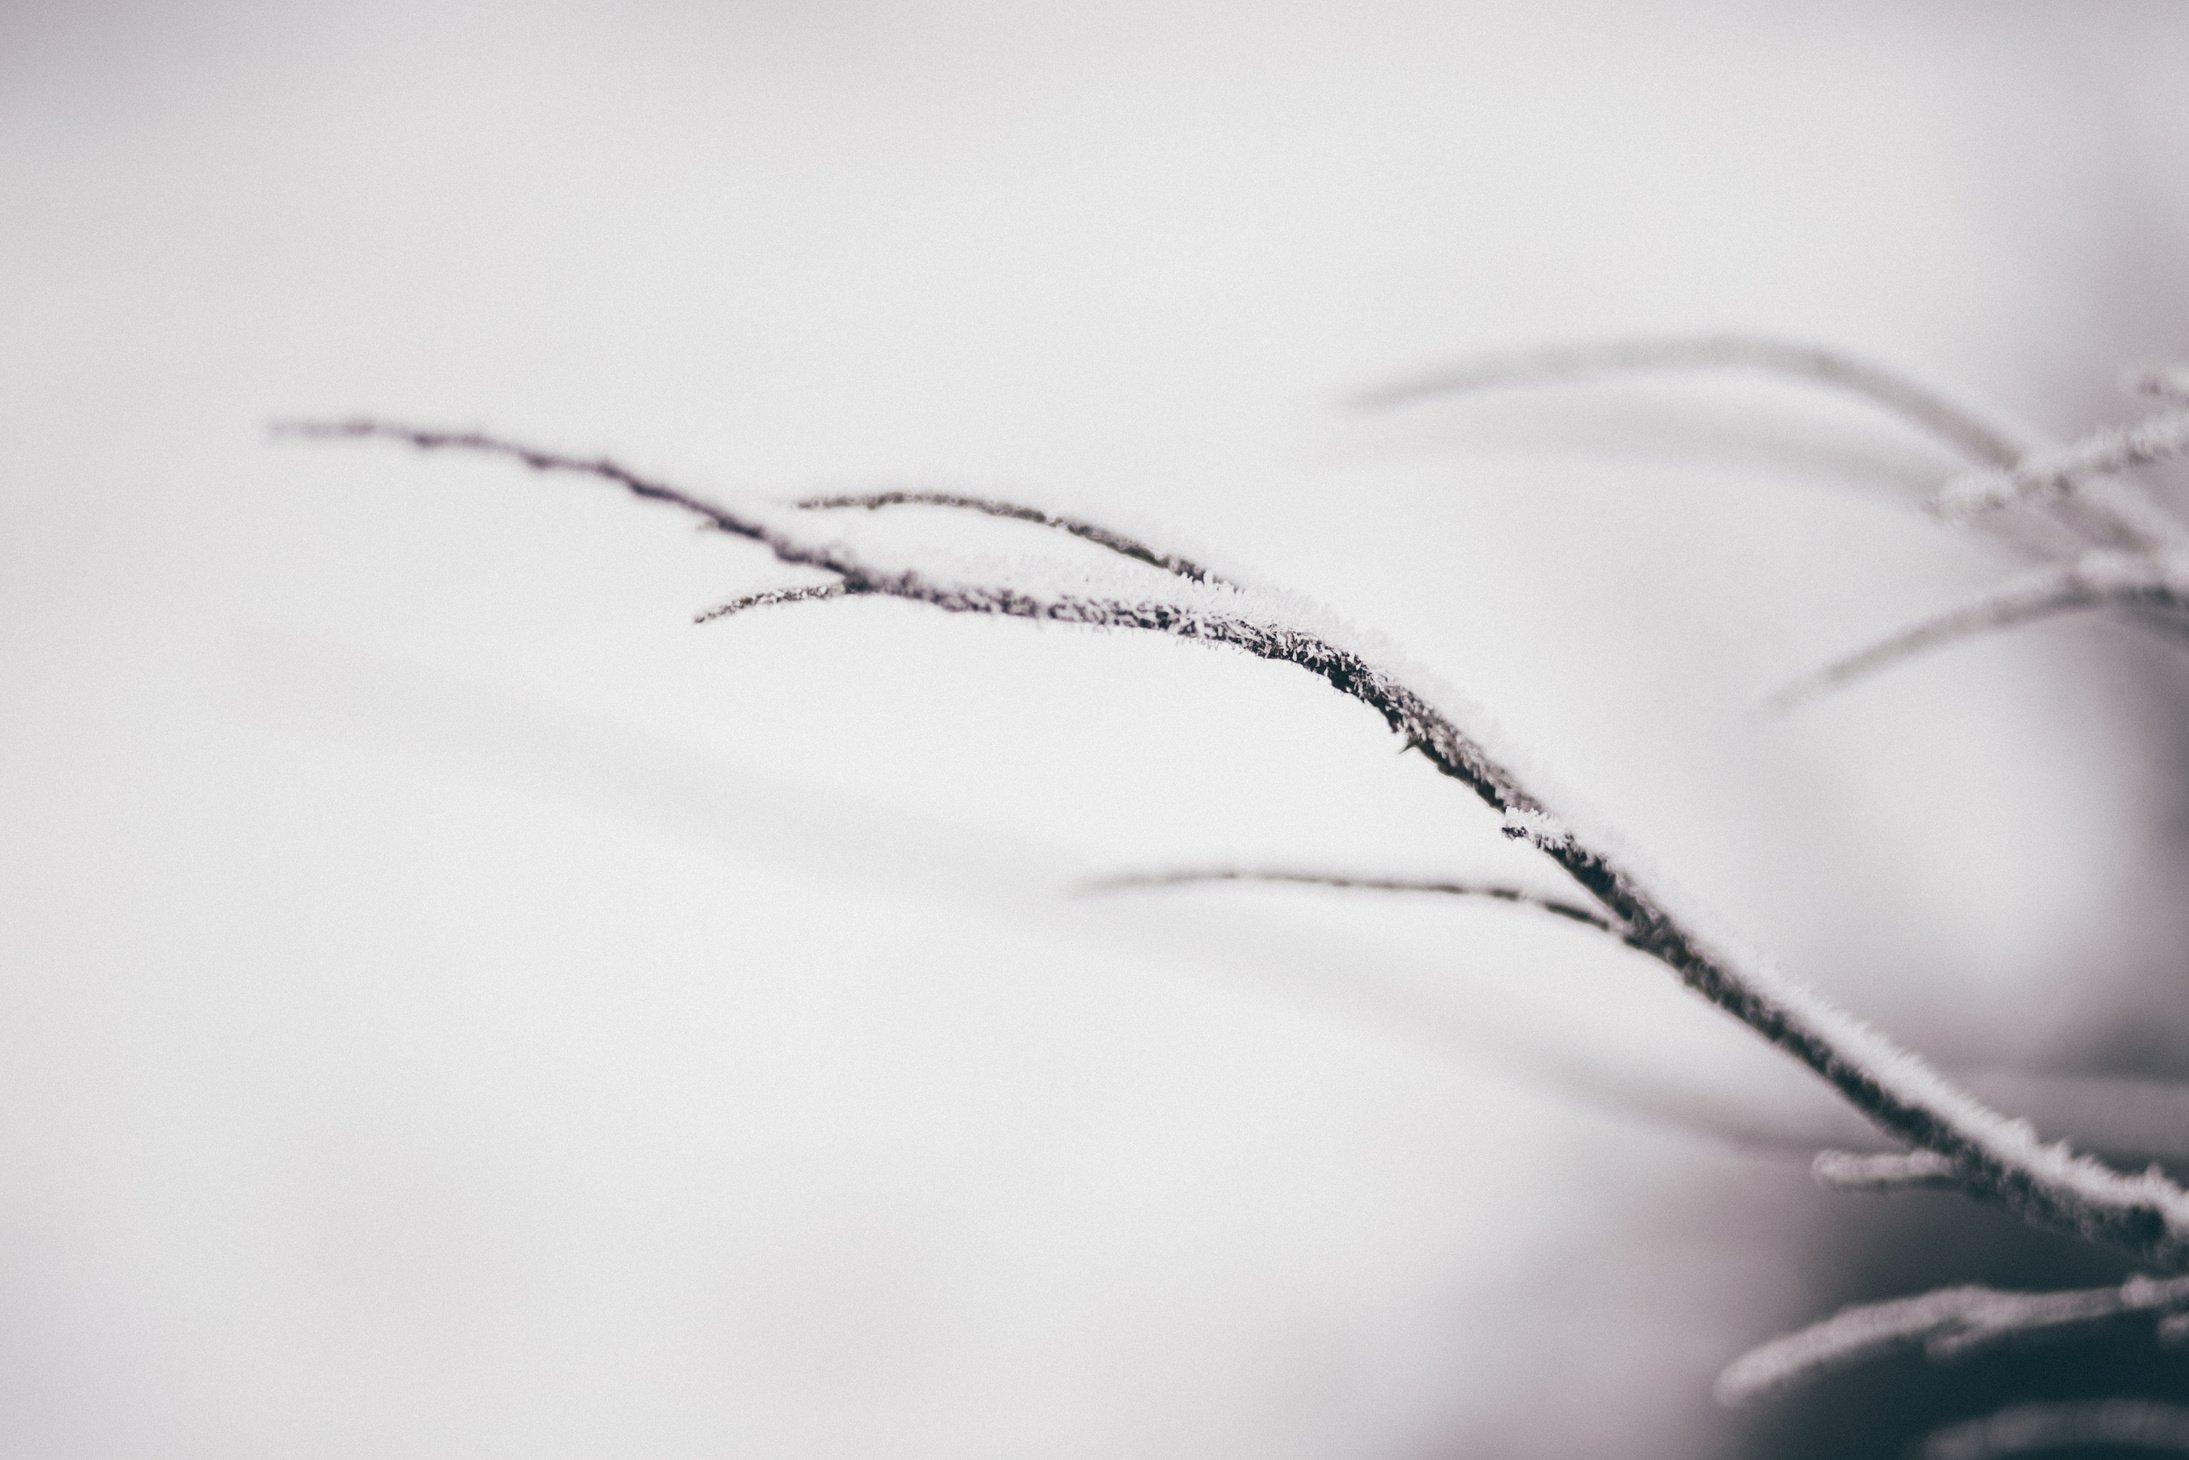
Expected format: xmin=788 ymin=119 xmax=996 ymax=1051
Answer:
xmin=4 ymin=3 xmax=2188 ymax=1456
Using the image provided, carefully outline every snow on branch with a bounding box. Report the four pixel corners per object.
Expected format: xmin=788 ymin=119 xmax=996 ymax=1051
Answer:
xmin=793 ymin=489 xmax=1232 ymax=586
xmin=287 ymin=418 xmax=2189 ymax=1274
xmin=1080 ymin=867 xmax=1632 ymax=938
xmin=1717 ymin=1274 xmax=2189 ymax=1405
xmin=1351 ymin=333 xmax=2036 ymax=469
xmin=277 ymin=423 xmax=1548 ymax=818
xmin=1764 ymin=551 xmax=2189 ymax=711
xmin=1931 ymin=410 xmax=2189 ymax=519
xmin=694 ymin=582 xmax=855 ymax=623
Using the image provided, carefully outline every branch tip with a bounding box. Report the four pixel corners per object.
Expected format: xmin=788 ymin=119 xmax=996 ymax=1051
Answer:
xmin=1813 ymin=1147 xmax=1959 ymax=1192
xmin=1081 ymin=867 xmax=1629 ymax=937
xmin=693 ymin=581 xmax=855 ymax=624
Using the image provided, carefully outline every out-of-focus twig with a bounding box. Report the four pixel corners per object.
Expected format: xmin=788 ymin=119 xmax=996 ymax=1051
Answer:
xmin=1352 ymin=334 xmax=2036 ymax=469
xmin=1931 ymin=411 xmax=2189 ymax=521
xmin=1763 ymin=550 xmax=2189 ymax=711
xmin=1920 ymin=1400 xmax=2189 ymax=1460
xmin=1718 ymin=1274 xmax=2189 ymax=1404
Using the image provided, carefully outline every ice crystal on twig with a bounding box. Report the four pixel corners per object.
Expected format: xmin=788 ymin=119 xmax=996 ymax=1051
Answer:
xmin=694 ymin=582 xmax=854 ymax=623
xmin=1498 ymin=804 xmax=1572 ymax=850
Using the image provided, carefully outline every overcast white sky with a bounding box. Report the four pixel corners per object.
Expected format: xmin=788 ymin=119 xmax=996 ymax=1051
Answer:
xmin=4 ymin=4 xmax=2188 ymax=1457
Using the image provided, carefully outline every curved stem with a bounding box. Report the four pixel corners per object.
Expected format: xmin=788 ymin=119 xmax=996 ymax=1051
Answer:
xmin=794 ymin=489 xmax=1231 ymax=586
xmin=1765 ymin=551 xmax=2189 ymax=711
xmin=1352 ymin=334 xmax=2036 ymax=469
xmin=1357 ymin=334 xmax=2189 ymax=557
xmin=1081 ymin=866 xmax=1630 ymax=937
xmin=283 ymin=418 xmax=2189 ymax=1273
xmin=1720 ymin=1276 xmax=2189 ymax=1404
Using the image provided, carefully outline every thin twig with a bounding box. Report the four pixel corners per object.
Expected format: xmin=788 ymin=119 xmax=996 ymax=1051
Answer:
xmin=1931 ymin=411 xmax=2189 ymax=519
xmin=1812 ymin=1148 xmax=1958 ymax=1193
xmin=794 ymin=490 xmax=1232 ymax=586
xmin=1354 ymin=334 xmax=2189 ymax=555
xmin=694 ymin=582 xmax=855 ymax=623
xmin=285 ymin=418 xmax=2189 ymax=1272
xmin=1921 ymin=1401 xmax=2189 ymax=1460
xmin=1764 ymin=551 xmax=2189 ymax=711
xmin=1351 ymin=334 xmax=2036 ymax=469
xmin=1080 ymin=867 xmax=1632 ymax=937
xmin=1717 ymin=1275 xmax=2189 ymax=1404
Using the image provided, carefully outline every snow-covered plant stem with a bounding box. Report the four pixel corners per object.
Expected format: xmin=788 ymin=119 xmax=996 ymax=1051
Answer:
xmin=1719 ymin=1275 xmax=2189 ymax=1403
xmin=285 ymin=417 xmax=2189 ymax=1276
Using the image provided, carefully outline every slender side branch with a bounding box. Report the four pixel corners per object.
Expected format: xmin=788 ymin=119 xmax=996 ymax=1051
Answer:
xmin=1932 ymin=411 xmax=2189 ymax=518
xmin=694 ymin=582 xmax=854 ymax=623
xmin=1353 ymin=335 xmax=2189 ymax=554
xmin=1812 ymin=1147 xmax=1957 ymax=1193
xmin=1765 ymin=551 xmax=2189 ymax=711
xmin=1921 ymin=1402 xmax=2189 ymax=1460
xmin=1718 ymin=1274 xmax=2189 ymax=1404
xmin=795 ymin=490 xmax=1231 ymax=586
xmin=1080 ymin=867 xmax=1631 ymax=938
xmin=1350 ymin=334 xmax=2036 ymax=469
xmin=286 ymin=418 xmax=2189 ymax=1272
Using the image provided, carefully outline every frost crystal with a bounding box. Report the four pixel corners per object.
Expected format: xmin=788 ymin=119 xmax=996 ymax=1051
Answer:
xmin=1498 ymin=805 xmax=1571 ymax=850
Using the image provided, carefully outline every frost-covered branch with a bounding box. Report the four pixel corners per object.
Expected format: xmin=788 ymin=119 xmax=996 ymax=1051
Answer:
xmin=1717 ymin=1274 xmax=2189 ymax=1404
xmin=1080 ymin=867 xmax=1631 ymax=938
xmin=794 ymin=489 xmax=1230 ymax=586
xmin=694 ymin=582 xmax=854 ymax=623
xmin=288 ymin=418 xmax=2189 ymax=1273
xmin=1920 ymin=1401 xmax=2189 ymax=1460
xmin=1765 ymin=551 xmax=2189 ymax=711
xmin=1931 ymin=411 xmax=2189 ymax=519
xmin=1352 ymin=333 xmax=2036 ymax=469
